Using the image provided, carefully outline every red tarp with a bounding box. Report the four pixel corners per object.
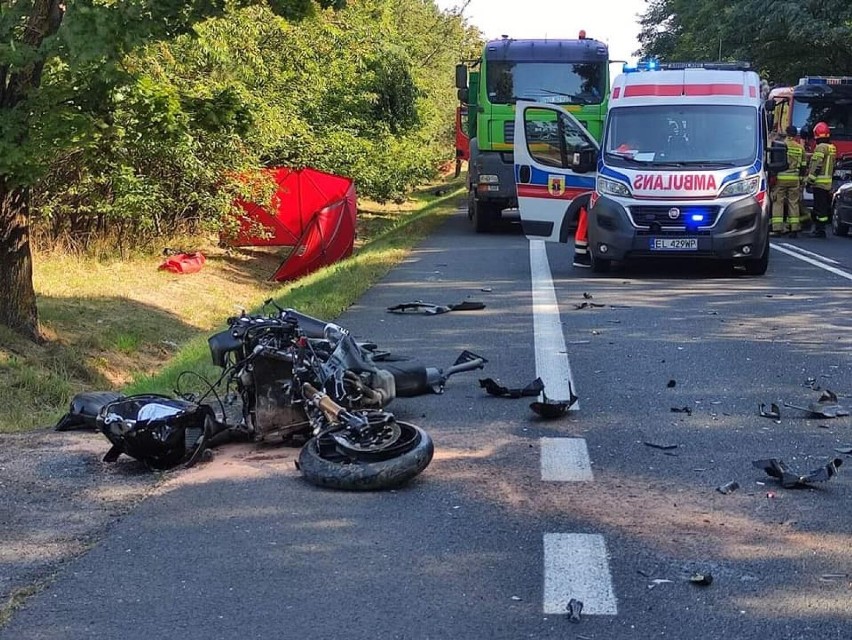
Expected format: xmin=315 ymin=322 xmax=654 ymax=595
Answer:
xmin=230 ymin=167 xmax=357 ymax=282
xmin=158 ymin=252 xmax=206 ymax=274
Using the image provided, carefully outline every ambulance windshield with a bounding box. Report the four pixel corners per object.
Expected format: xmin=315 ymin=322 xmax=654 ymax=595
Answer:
xmin=604 ymin=105 xmax=758 ymax=168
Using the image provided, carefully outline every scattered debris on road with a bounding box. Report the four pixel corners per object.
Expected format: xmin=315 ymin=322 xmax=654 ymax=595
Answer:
xmin=752 ymin=457 xmax=843 ymax=488
xmin=566 ymin=598 xmax=583 ymax=622
xmin=479 ymin=377 xmax=543 ymax=399
xmin=671 ymin=406 xmax=693 ymax=415
xmin=784 ymin=390 xmax=850 ymax=419
xmin=643 ymin=441 xmax=678 ymax=451
xmin=648 ymin=579 xmax=673 ymax=589
xmin=667 ymin=379 xmax=676 ymax=388
xmin=573 ymin=301 xmax=605 ymax=310
xmin=689 ymin=572 xmax=713 ymax=586
xmin=530 ymin=389 xmax=578 ymax=419
xmin=758 ymin=402 xmax=781 ymax=420
xmin=716 ymin=480 xmax=740 ymax=495
xmin=386 ymin=300 xmax=486 ymax=315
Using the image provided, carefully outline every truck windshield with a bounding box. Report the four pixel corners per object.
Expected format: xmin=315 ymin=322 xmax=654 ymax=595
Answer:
xmin=604 ymin=104 xmax=758 ymax=167
xmin=486 ymin=61 xmax=606 ymax=105
xmin=792 ymin=99 xmax=852 ymax=140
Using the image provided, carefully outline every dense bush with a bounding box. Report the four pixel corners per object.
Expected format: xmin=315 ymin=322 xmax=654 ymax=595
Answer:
xmin=29 ymin=0 xmax=482 ymax=249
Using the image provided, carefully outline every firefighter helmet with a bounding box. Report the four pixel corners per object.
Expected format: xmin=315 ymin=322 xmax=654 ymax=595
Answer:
xmin=814 ymin=121 xmax=831 ymax=138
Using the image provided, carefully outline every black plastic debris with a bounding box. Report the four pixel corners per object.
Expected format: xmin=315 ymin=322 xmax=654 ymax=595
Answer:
xmin=386 ymin=300 xmax=486 ymax=315
xmin=479 ymin=377 xmax=544 ymax=399
xmin=583 ymin=292 xmax=594 ymax=299
xmin=667 ymin=379 xmax=676 ymax=388
xmin=752 ymin=457 xmax=843 ymax=488
xmin=98 ymin=394 xmax=216 ymax=470
xmin=530 ymin=386 xmax=578 ymax=419
xmin=784 ymin=390 xmax=850 ymax=419
xmin=644 ymin=441 xmax=678 ymax=451
xmin=573 ymin=301 xmax=606 ymax=310
xmin=566 ymin=598 xmax=583 ymax=623
xmin=758 ymin=402 xmax=781 ymax=420
xmin=716 ymin=480 xmax=740 ymax=495
xmin=54 ymin=391 xmax=125 ymax=431
xmin=671 ymin=406 xmax=693 ymax=416
xmin=689 ymin=572 xmax=713 ymax=586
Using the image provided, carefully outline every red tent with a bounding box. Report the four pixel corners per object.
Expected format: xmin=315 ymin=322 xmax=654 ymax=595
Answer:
xmin=231 ymin=167 xmax=357 ymax=281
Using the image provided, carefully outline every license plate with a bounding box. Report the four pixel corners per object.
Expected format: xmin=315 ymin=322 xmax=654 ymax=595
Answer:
xmin=650 ymin=238 xmax=698 ymax=251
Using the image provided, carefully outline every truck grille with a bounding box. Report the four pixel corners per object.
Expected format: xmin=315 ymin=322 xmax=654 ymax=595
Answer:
xmin=504 ymin=121 xmax=515 ymax=144
xmin=629 ymin=205 xmax=721 ymax=228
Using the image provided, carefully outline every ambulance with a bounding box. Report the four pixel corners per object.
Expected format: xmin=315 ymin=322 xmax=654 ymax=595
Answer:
xmin=513 ymin=61 xmax=788 ymax=275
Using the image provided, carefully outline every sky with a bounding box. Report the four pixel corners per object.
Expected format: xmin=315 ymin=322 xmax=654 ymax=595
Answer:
xmin=434 ymin=0 xmax=648 ymax=64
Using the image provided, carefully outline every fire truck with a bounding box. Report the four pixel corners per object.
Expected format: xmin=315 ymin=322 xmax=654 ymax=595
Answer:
xmin=768 ymin=76 xmax=852 ymax=218
xmin=768 ymin=76 xmax=852 ymax=156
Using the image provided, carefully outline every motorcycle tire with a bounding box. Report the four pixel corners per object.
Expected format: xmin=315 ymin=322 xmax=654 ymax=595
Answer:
xmin=297 ymin=422 xmax=434 ymax=491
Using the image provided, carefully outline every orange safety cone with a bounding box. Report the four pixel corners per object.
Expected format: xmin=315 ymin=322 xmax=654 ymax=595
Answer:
xmin=573 ymin=207 xmax=590 ymax=268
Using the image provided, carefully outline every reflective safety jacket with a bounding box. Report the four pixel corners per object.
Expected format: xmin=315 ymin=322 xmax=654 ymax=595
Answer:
xmin=776 ymin=138 xmax=805 ymax=185
xmin=808 ymin=142 xmax=836 ymax=191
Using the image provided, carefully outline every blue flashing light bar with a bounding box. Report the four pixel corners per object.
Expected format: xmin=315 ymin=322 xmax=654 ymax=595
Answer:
xmin=623 ymin=58 xmax=660 ymax=73
xmin=799 ymin=76 xmax=852 ymax=86
xmin=623 ymin=60 xmax=750 ymax=74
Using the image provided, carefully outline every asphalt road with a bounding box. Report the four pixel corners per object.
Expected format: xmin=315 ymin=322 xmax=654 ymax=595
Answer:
xmin=4 ymin=209 xmax=852 ymax=639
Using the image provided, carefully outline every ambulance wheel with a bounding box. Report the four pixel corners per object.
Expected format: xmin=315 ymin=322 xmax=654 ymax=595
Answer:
xmin=742 ymin=234 xmax=770 ymax=276
xmin=472 ymin=198 xmax=494 ymax=233
xmin=590 ymin=252 xmax=611 ymax=273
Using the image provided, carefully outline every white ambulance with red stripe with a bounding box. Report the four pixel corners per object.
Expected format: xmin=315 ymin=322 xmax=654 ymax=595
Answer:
xmin=513 ymin=62 xmax=788 ymax=275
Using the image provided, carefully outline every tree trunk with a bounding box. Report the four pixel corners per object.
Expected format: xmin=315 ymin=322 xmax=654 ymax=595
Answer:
xmin=0 ymin=177 xmax=43 ymax=342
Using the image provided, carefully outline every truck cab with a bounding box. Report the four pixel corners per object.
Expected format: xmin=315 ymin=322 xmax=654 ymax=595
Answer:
xmin=514 ymin=62 xmax=788 ymax=275
xmin=456 ymin=34 xmax=609 ymax=233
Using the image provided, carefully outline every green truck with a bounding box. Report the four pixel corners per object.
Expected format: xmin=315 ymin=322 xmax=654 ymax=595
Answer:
xmin=455 ymin=33 xmax=611 ymax=232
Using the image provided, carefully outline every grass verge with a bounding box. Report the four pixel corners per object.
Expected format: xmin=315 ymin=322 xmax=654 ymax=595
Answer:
xmin=0 ymin=177 xmax=465 ymax=433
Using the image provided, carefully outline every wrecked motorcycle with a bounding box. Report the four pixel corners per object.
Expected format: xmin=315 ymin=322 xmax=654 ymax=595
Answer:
xmin=205 ymin=303 xmax=486 ymax=489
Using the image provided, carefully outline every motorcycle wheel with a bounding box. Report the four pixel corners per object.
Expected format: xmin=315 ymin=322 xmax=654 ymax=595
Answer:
xmin=297 ymin=421 xmax=434 ymax=491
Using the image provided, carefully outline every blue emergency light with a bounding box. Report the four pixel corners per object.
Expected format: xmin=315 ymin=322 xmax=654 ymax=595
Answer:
xmin=799 ymin=76 xmax=852 ymax=86
xmin=623 ymin=58 xmax=660 ymax=73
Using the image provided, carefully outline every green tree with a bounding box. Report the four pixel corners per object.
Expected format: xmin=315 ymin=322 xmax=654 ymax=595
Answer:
xmin=637 ymin=0 xmax=852 ymax=84
xmin=0 ymin=0 xmax=341 ymax=341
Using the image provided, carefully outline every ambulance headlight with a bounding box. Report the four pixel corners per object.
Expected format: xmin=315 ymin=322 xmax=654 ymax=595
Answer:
xmin=719 ymin=176 xmax=760 ymax=198
xmin=597 ymin=176 xmax=632 ymax=198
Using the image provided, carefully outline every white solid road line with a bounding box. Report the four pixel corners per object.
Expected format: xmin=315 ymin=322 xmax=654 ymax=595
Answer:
xmin=540 ymin=438 xmax=593 ymax=481
xmin=529 ymin=240 xmax=578 ymax=408
xmin=543 ymin=534 xmax=618 ymax=615
xmin=775 ymin=242 xmax=841 ymax=264
xmin=772 ymin=243 xmax=852 ymax=281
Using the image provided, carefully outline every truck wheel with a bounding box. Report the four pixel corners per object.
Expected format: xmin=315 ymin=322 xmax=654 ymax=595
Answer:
xmin=832 ymin=203 xmax=849 ymax=236
xmin=467 ymin=189 xmax=475 ymax=221
xmin=472 ymin=198 xmax=494 ymax=233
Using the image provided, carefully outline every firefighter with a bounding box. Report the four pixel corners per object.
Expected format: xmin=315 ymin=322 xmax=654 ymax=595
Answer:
xmin=806 ymin=121 xmax=836 ymax=237
xmin=771 ymin=125 xmax=806 ymax=237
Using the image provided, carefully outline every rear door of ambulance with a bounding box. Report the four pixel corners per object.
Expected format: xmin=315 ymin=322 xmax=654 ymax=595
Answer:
xmin=513 ymin=101 xmax=599 ymax=242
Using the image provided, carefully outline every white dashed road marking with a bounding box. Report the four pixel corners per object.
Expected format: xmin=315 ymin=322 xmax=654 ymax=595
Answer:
xmin=540 ymin=438 xmax=593 ymax=482
xmin=543 ymin=534 xmax=618 ymax=615
xmin=530 ymin=239 xmax=618 ymax=616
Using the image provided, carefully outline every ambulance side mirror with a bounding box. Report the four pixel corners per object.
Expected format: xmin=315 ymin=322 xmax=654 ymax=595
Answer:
xmin=766 ymin=141 xmax=789 ymax=174
xmin=572 ymin=148 xmax=598 ymax=174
